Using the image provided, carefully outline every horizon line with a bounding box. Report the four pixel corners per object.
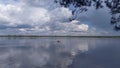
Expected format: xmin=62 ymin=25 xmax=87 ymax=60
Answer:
xmin=0 ymin=35 xmax=120 ymax=38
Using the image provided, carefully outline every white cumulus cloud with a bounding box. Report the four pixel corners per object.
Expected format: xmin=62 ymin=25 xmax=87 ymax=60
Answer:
xmin=0 ymin=0 xmax=90 ymax=35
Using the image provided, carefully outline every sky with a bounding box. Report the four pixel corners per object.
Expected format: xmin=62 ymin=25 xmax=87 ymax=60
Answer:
xmin=0 ymin=0 xmax=119 ymax=36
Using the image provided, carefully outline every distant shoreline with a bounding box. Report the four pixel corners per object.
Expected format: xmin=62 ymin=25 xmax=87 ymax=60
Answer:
xmin=0 ymin=35 xmax=120 ymax=38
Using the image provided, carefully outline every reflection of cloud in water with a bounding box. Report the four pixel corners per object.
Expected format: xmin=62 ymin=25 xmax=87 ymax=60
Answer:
xmin=77 ymin=41 xmax=88 ymax=52
xmin=0 ymin=38 xmax=91 ymax=68
xmin=0 ymin=38 xmax=119 ymax=68
xmin=69 ymin=38 xmax=120 ymax=68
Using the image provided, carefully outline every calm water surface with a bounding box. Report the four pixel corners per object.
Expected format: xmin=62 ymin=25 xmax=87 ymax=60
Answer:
xmin=0 ymin=37 xmax=120 ymax=68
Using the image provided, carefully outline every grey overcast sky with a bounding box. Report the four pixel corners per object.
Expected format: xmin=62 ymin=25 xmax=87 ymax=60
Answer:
xmin=0 ymin=0 xmax=119 ymax=36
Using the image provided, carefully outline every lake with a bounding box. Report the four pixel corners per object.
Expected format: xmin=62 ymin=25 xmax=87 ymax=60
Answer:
xmin=0 ymin=37 xmax=120 ymax=68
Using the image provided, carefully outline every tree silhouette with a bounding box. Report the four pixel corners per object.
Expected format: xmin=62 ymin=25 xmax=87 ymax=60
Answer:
xmin=54 ymin=0 xmax=120 ymax=31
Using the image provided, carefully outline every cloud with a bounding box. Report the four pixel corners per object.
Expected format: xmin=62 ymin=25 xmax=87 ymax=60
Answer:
xmin=29 ymin=8 xmax=50 ymax=23
xmin=0 ymin=0 xmax=119 ymax=35
xmin=0 ymin=0 xmax=90 ymax=35
xmin=0 ymin=4 xmax=22 ymax=26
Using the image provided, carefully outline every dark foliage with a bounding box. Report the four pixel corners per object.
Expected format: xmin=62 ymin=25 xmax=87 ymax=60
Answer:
xmin=55 ymin=0 xmax=120 ymax=31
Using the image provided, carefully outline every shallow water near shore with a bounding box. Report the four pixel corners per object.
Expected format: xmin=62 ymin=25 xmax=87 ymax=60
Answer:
xmin=0 ymin=37 xmax=120 ymax=68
